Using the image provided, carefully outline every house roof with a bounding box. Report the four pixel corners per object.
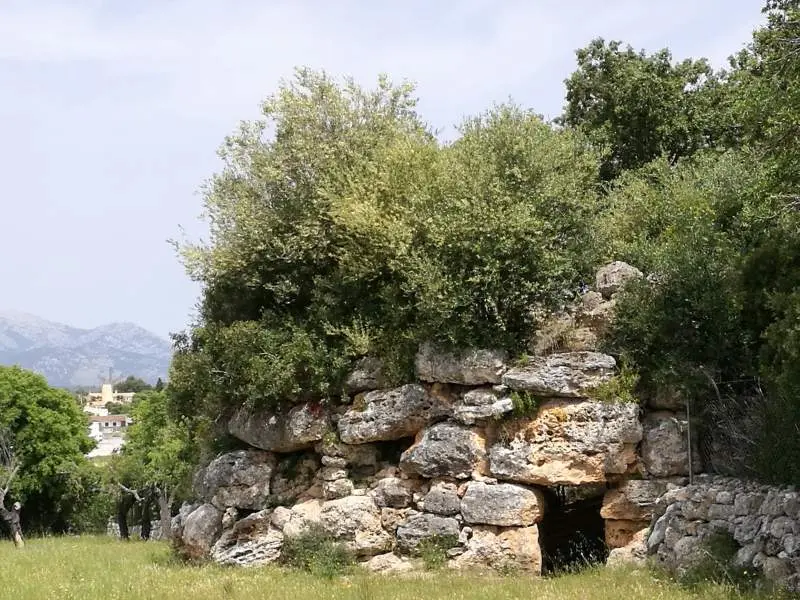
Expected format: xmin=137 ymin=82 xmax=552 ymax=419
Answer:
xmin=89 ymin=415 xmax=130 ymax=422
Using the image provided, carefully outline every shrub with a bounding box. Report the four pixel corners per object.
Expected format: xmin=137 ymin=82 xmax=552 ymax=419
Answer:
xmin=585 ymin=362 xmax=640 ymax=404
xmin=172 ymin=70 xmax=602 ymax=418
xmin=280 ymin=525 xmax=355 ymax=578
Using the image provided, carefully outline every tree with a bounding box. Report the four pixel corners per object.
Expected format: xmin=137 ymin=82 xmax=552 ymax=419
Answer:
xmin=0 ymin=428 xmax=23 ymax=547
xmin=170 ymin=69 xmax=602 ymax=423
xmin=110 ymin=390 xmax=197 ymax=540
xmin=562 ymin=38 xmax=735 ymax=179
xmin=116 ymin=376 xmax=153 ymax=394
xmin=0 ymin=366 xmax=95 ymax=532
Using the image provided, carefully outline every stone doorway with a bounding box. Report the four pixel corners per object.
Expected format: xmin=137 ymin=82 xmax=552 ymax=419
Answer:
xmin=538 ymin=486 xmax=608 ymax=573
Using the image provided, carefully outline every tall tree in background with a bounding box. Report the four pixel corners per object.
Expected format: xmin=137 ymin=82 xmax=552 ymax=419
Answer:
xmin=0 ymin=366 xmax=95 ymax=532
xmin=110 ymin=390 xmax=197 ymax=540
xmin=562 ymin=38 xmax=735 ymax=179
xmin=0 ymin=428 xmax=23 ymax=547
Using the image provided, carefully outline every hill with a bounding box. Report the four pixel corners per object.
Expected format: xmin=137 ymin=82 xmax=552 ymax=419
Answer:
xmin=0 ymin=309 xmax=171 ymax=388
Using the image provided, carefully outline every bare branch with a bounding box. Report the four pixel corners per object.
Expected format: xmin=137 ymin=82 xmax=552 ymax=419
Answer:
xmin=118 ymin=483 xmax=142 ymax=503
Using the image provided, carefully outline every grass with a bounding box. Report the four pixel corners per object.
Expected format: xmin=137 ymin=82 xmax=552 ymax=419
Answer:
xmin=0 ymin=536 xmax=782 ymax=600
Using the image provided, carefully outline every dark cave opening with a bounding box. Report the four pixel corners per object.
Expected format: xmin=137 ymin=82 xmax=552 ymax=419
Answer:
xmin=538 ymin=486 xmax=608 ymax=574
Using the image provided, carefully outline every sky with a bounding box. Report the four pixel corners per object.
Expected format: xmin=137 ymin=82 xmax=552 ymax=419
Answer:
xmin=0 ymin=0 xmax=765 ymax=338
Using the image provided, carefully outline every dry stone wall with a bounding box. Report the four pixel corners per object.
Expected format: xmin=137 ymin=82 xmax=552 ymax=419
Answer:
xmin=645 ymin=475 xmax=800 ymax=593
xmin=172 ymin=262 xmax=707 ymax=575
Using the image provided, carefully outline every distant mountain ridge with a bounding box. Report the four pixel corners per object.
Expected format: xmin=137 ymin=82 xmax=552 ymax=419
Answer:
xmin=0 ymin=310 xmax=172 ymax=388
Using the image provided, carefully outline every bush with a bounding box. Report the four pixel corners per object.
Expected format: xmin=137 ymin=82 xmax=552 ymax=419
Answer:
xmin=280 ymin=525 xmax=355 ymax=578
xmin=172 ymin=70 xmax=602 ymax=418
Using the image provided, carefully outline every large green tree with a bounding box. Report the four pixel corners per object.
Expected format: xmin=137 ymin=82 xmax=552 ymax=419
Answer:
xmin=0 ymin=366 xmax=95 ymax=532
xmin=110 ymin=390 xmax=197 ymax=539
xmin=171 ymin=69 xmax=601 ymax=422
xmin=562 ymin=38 xmax=735 ymax=179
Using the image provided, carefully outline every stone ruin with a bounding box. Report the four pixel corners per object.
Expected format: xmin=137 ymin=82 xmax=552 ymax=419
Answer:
xmin=170 ymin=262 xmax=799 ymax=591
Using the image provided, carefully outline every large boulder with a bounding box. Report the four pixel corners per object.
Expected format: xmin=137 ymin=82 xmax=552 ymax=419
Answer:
xmin=370 ymin=477 xmax=416 ymax=509
xmin=606 ymin=528 xmax=648 ymax=568
xmin=363 ymin=552 xmax=419 ymax=573
xmin=595 ymin=261 xmax=643 ymax=299
xmin=501 ymin=352 xmax=616 ymax=397
xmin=641 ymin=412 xmax=702 ymax=477
xmin=396 ymin=511 xmax=461 ymax=553
xmin=345 ymin=357 xmax=388 ymax=393
xmin=338 ymin=384 xmax=445 ymax=444
xmin=194 ymin=450 xmax=276 ymax=511
xmin=602 ymin=479 xmax=683 ymax=521
xmin=319 ymin=496 xmax=393 ymax=557
xmin=451 ymin=525 xmax=542 ymax=574
xmin=452 ymin=388 xmax=514 ymax=426
xmin=211 ymin=510 xmax=284 ymax=567
xmin=271 ymin=499 xmax=324 ymax=539
xmin=420 ymin=481 xmax=461 ymax=516
xmin=399 ymin=422 xmax=488 ymax=479
xmin=489 ymin=399 xmax=642 ymax=486
xmin=228 ymin=402 xmax=330 ymax=453
xmin=415 ymin=343 xmax=507 ymax=385
xmin=460 ymin=482 xmax=545 ymax=527
xmin=270 ymin=452 xmax=320 ymax=504
xmin=180 ymin=503 xmax=223 ymax=559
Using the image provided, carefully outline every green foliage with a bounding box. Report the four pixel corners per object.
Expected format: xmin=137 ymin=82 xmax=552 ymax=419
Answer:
xmin=116 ymin=376 xmax=153 ymax=393
xmin=0 ymin=366 xmax=96 ymax=532
xmin=562 ymin=38 xmax=736 ymax=180
xmin=509 ymin=391 xmax=542 ymax=417
xmin=110 ymin=390 xmax=199 ymax=505
xmin=417 ymin=535 xmax=458 ymax=570
xmin=586 ymin=363 xmax=640 ymax=404
xmin=676 ymin=530 xmax=764 ymax=593
xmin=279 ymin=525 xmax=355 ymax=578
xmin=172 ymin=69 xmax=601 ymax=419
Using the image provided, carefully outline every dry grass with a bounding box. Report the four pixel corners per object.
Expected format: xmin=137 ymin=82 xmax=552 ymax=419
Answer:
xmin=0 ymin=536 xmax=775 ymax=600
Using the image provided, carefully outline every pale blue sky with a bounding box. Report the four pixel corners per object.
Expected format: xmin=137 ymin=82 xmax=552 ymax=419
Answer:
xmin=0 ymin=0 xmax=763 ymax=338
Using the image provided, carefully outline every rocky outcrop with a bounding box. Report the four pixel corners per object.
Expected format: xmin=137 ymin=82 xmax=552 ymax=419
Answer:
xmin=211 ymin=510 xmax=284 ymax=567
xmin=595 ymin=261 xmax=643 ymax=298
xmin=338 ymin=384 xmax=445 ymax=444
xmin=501 ymin=352 xmax=616 ymax=397
xmin=229 ymin=402 xmax=330 ymax=453
xmin=270 ymin=453 xmax=320 ymax=504
xmin=399 ymin=422 xmax=487 ymax=479
xmin=416 ymin=343 xmax=507 ymax=385
xmin=345 ymin=357 xmax=388 ymax=393
xmin=641 ymin=412 xmax=702 ymax=477
xmin=489 ymin=399 xmax=641 ymax=485
xmin=451 ymin=525 xmax=542 ymax=573
xmin=452 ymin=387 xmax=514 ymax=425
xmin=460 ymin=482 xmax=544 ymax=527
xmin=396 ymin=511 xmax=461 ymax=553
xmin=648 ymin=476 xmax=800 ymax=593
xmin=319 ymin=496 xmax=393 ymax=556
xmin=420 ymin=481 xmax=461 ymax=516
xmin=180 ymin=504 xmax=223 ymax=559
xmin=194 ymin=450 xmax=276 ymax=511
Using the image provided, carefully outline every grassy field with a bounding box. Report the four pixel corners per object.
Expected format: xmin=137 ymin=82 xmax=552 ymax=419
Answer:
xmin=0 ymin=536 xmax=782 ymax=600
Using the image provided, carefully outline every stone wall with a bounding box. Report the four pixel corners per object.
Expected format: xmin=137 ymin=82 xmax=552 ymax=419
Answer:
xmin=172 ymin=262 xmax=702 ymax=574
xmin=107 ymin=518 xmax=164 ymax=541
xmin=645 ymin=475 xmax=800 ymax=592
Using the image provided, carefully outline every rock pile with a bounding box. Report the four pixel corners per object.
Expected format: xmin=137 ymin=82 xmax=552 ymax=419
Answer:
xmin=646 ymin=475 xmax=800 ymax=592
xmin=171 ymin=262 xmax=700 ymax=575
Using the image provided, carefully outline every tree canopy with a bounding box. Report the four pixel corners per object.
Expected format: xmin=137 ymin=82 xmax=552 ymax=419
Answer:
xmin=170 ymin=1 xmax=800 ymax=487
xmin=0 ymin=366 xmax=96 ymax=531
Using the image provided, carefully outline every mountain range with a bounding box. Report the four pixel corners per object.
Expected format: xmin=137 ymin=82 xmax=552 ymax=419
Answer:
xmin=0 ymin=310 xmax=172 ymax=388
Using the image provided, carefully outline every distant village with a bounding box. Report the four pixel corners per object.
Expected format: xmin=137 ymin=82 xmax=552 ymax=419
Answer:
xmin=82 ymin=381 xmax=139 ymax=458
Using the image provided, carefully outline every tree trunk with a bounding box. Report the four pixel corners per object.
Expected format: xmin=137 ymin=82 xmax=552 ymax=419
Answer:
xmin=117 ymin=494 xmax=134 ymax=541
xmin=158 ymin=490 xmax=173 ymax=542
xmin=141 ymin=493 xmax=153 ymax=541
xmin=0 ymin=505 xmax=23 ymax=548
